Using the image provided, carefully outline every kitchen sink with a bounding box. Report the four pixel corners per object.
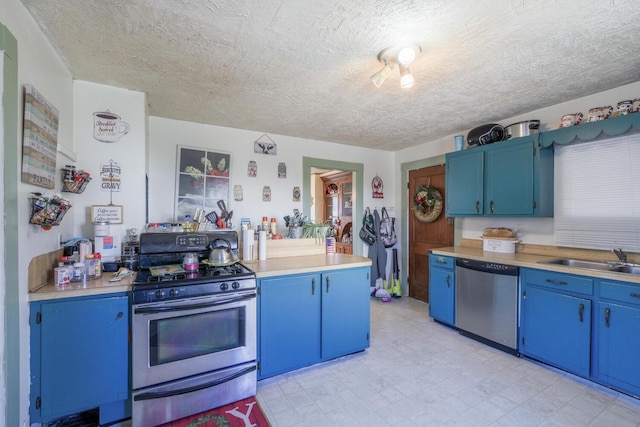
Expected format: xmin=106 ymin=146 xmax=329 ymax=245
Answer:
xmin=538 ymin=258 xmax=640 ymax=276
xmin=609 ymin=265 xmax=640 ymax=275
xmin=538 ymin=258 xmax=614 ymax=271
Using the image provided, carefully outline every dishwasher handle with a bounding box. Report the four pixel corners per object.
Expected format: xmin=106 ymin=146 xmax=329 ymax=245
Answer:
xmin=456 ymin=258 xmax=519 ymax=276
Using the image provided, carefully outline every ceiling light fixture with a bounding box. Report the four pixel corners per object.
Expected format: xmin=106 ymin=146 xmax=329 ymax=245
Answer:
xmin=370 ymin=43 xmax=421 ymax=89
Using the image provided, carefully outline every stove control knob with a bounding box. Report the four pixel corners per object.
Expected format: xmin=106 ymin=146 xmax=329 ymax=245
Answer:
xmin=155 ymin=290 xmax=166 ymax=300
xmin=220 ymin=282 xmax=229 ymax=291
xmin=232 ymin=281 xmax=240 ymax=290
xmin=169 ymin=288 xmax=179 ymax=297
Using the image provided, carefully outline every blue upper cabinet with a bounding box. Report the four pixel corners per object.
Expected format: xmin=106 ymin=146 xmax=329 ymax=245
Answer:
xmin=445 ymin=136 xmax=554 ymax=217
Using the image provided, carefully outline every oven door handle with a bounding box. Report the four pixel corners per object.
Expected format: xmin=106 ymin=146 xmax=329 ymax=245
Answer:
xmin=134 ymin=294 xmax=255 ymax=314
xmin=134 ymin=364 xmax=257 ymax=401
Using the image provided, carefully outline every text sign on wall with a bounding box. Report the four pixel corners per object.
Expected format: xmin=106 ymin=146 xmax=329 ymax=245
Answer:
xmin=91 ymin=205 xmax=124 ymax=224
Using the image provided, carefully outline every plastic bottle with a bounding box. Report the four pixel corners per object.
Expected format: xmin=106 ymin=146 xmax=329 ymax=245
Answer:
xmin=94 ymin=253 xmax=102 ymax=278
xmin=72 ymin=262 xmax=85 ymax=281
xmin=85 ymin=254 xmax=96 ymax=279
xmin=270 ymin=218 xmax=277 ymax=236
xmin=262 ymin=216 xmax=268 ymax=231
xmin=183 ymin=215 xmax=195 ymax=232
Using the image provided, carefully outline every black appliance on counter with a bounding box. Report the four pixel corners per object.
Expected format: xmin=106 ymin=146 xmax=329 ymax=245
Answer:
xmin=131 ymin=230 xmax=257 ymax=427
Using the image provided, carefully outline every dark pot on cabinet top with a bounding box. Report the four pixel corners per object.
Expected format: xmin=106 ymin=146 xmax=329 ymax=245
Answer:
xmin=467 ymin=124 xmax=505 ymax=147
xmin=504 ymin=120 xmax=540 ymax=140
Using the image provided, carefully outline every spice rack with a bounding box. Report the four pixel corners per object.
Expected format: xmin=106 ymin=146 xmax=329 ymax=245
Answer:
xmin=61 ymin=165 xmax=92 ymax=194
xmin=29 ymin=193 xmax=72 ymax=230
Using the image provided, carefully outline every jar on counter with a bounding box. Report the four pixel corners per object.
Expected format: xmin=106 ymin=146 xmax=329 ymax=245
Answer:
xmin=85 ymin=254 xmax=96 ymax=280
xmin=72 ymin=262 xmax=86 ymax=281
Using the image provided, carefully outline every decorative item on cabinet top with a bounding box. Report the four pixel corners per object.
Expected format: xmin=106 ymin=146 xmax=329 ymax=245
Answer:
xmin=29 ymin=192 xmax=71 ymax=230
xmin=61 ymin=165 xmax=92 ymax=193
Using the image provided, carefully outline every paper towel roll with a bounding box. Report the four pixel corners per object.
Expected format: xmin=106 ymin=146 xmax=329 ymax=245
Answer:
xmin=242 ymin=229 xmax=255 ymax=261
xmin=258 ymin=230 xmax=267 ymax=260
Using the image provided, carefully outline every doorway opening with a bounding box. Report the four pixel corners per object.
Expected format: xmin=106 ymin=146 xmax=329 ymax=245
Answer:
xmin=303 ymin=157 xmax=364 ymax=256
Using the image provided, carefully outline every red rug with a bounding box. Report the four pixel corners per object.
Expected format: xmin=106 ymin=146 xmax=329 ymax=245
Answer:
xmin=158 ymin=397 xmax=271 ymax=427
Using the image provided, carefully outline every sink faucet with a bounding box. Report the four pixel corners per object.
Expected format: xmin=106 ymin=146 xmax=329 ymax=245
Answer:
xmin=613 ymin=248 xmax=627 ymax=263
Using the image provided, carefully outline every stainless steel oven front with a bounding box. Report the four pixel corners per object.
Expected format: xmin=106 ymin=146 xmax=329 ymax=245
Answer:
xmin=132 ymin=287 xmax=257 ymax=426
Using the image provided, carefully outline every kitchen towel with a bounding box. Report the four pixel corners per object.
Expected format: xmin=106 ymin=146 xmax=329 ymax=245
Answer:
xmin=258 ymin=230 xmax=267 ymax=260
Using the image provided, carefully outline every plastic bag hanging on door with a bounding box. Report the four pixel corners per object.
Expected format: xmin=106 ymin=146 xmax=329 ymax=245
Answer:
xmin=379 ymin=207 xmax=397 ymax=248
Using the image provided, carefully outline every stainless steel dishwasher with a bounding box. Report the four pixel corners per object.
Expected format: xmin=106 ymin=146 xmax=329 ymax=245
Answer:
xmin=455 ymin=258 xmax=519 ymax=353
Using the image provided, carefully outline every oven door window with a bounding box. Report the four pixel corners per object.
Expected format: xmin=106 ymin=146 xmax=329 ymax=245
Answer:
xmin=149 ymin=306 xmax=246 ymax=366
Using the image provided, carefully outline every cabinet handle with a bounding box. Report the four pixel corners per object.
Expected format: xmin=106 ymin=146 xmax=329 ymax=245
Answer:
xmin=604 ymin=307 xmax=611 ymax=328
xmin=326 ymin=276 xmax=331 ymax=293
xmin=475 ymin=200 xmax=480 ymax=213
xmin=578 ymin=303 xmax=584 ymax=323
xmin=546 ymin=279 xmax=568 ymax=286
xmin=489 ymin=200 xmax=494 ymax=214
xmin=116 ymin=311 xmax=123 ymax=321
xmin=446 ymin=275 xmax=451 ymax=288
xmin=631 ymin=292 xmax=640 ymax=299
xmin=311 ymin=278 xmax=316 ymax=295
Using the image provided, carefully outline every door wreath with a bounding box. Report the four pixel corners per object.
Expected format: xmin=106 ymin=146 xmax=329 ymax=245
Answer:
xmin=412 ymin=184 xmax=443 ymax=223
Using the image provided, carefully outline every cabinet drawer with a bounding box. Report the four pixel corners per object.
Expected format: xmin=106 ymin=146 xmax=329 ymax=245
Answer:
xmin=600 ymin=280 xmax=640 ymax=306
xmin=522 ymin=268 xmax=593 ymax=296
xmin=430 ymin=254 xmax=454 ymax=270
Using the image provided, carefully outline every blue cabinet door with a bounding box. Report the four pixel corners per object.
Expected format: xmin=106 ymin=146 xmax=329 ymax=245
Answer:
xmin=258 ymin=273 xmax=321 ymax=379
xmin=428 ymin=266 xmax=455 ymax=325
xmin=485 ymin=140 xmax=534 ymax=215
xmin=321 ymin=268 xmax=370 ymax=360
xmin=445 ymin=150 xmax=483 ymax=216
xmin=598 ymin=302 xmax=640 ymax=396
xmin=31 ymin=295 xmax=129 ymax=423
xmin=521 ymin=286 xmax=591 ymax=377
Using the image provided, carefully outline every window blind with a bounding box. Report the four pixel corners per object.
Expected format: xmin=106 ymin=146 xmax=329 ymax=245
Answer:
xmin=554 ymin=134 xmax=640 ymax=251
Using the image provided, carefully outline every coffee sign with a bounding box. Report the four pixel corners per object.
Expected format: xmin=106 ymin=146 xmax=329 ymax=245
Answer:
xmin=94 ymin=110 xmax=130 ymax=142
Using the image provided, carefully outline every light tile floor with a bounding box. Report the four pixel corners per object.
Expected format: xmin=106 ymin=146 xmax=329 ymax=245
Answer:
xmin=256 ymin=297 xmax=640 ymax=426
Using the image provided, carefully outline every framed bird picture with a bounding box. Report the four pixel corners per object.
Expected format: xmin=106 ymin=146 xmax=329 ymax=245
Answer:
xmin=254 ymin=133 xmax=277 ymax=155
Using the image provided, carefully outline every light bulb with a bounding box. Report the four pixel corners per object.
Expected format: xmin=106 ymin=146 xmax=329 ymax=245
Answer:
xmin=398 ymin=47 xmax=417 ymax=65
xmin=370 ymin=62 xmax=395 ymax=88
xmin=400 ymin=66 xmax=415 ymax=88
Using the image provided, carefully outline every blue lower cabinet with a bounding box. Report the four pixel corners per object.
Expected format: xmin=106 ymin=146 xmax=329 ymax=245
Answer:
xmin=597 ymin=280 xmax=640 ymax=397
xmin=520 ymin=284 xmax=592 ymax=377
xmin=258 ymin=267 xmax=370 ymax=380
xmin=30 ymin=294 xmax=130 ymax=424
xmin=428 ymin=254 xmax=455 ymax=325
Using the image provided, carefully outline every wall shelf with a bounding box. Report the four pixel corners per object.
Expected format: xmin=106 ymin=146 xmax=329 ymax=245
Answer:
xmin=540 ymin=112 xmax=640 ymax=147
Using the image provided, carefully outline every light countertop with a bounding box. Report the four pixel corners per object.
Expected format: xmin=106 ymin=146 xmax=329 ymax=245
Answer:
xmin=431 ymin=246 xmax=640 ymax=285
xmin=28 ymin=254 xmax=372 ymax=301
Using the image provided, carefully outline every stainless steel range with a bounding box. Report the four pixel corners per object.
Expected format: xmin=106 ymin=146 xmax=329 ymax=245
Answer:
xmin=131 ymin=230 xmax=257 ymax=427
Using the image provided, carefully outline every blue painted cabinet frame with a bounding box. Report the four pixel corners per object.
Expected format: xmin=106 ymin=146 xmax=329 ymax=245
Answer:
xmin=428 ymin=254 xmax=455 ymax=326
xmin=258 ymin=267 xmax=370 ymax=380
xmin=30 ymin=293 xmax=130 ymax=424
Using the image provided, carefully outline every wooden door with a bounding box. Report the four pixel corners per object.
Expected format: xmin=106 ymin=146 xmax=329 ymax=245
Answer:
xmin=408 ymin=165 xmax=454 ymax=303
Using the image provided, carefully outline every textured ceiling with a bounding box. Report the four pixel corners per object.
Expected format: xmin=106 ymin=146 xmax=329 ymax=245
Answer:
xmin=19 ymin=0 xmax=640 ymax=151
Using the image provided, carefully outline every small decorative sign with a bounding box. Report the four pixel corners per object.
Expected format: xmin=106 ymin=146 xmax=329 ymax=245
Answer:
xmin=91 ymin=205 xmax=124 ymax=224
xmin=254 ymin=134 xmax=277 ymax=155
xmin=101 ymin=160 xmax=122 ymax=192
xmin=372 ymin=175 xmax=384 ymax=199
xmin=293 ymin=186 xmax=301 ymax=202
xmin=262 ymin=186 xmax=271 ymax=202
xmin=248 ymin=161 xmax=257 ymax=177
xmin=278 ymin=162 xmax=287 ymax=178
xmin=93 ymin=110 xmax=130 ymax=143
